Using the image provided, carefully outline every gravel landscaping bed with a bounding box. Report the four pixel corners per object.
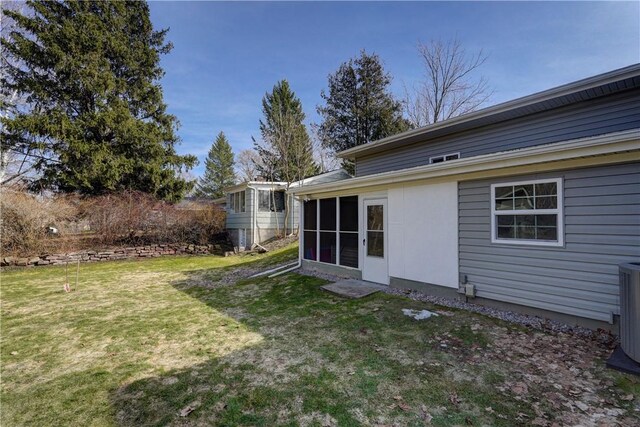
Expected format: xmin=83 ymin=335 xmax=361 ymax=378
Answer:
xmin=298 ymin=268 xmax=617 ymax=346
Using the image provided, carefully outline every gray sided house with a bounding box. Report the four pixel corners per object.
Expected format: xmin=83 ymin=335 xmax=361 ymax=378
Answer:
xmin=225 ymin=170 xmax=351 ymax=250
xmin=290 ymin=64 xmax=640 ymax=330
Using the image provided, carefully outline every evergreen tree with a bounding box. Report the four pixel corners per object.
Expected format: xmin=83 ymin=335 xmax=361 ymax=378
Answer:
xmin=194 ymin=132 xmax=236 ymax=198
xmin=0 ymin=1 xmax=196 ymax=202
xmin=255 ymin=80 xmax=317 ymax=183
xmin=317 ymin=50 xmax=409 ymax=172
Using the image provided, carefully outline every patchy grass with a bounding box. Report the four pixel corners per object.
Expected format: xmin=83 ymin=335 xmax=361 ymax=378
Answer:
xmin=1 ymin=244 xmax=638 ymax=426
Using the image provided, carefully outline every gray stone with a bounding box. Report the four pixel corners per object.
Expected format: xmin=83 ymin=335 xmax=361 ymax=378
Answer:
xmin=321 ymin=280 xmax=386 ymax=299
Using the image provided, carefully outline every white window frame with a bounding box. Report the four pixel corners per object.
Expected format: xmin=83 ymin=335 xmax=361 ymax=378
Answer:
xmin=229 ymin=190 xmax=245 ymax=213
xmin=490 ymin=177 xmax=564 ymax=247
xmin=429 ymin=152 xmax=460 ymax=164
xmin=258 ymin=189 xmax=285 ymax=213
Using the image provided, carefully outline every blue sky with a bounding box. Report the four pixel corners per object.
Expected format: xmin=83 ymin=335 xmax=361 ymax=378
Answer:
xmin=149 ymin=1 xmax=640 ymax=177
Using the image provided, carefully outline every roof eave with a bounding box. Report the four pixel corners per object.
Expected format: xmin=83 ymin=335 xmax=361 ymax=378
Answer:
xmin=291 ymin=129 xmax=640 ymax=196
xmin=338 ymin=63 xmax=640 ymax=159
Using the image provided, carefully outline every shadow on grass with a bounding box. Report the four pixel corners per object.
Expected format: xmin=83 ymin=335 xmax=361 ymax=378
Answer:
xmin=108 ymin=267 xmax=520 ymax=427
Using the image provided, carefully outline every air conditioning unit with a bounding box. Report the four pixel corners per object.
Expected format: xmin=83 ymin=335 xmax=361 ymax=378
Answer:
xmin=619 ymin=263 xmax=640 ymax=363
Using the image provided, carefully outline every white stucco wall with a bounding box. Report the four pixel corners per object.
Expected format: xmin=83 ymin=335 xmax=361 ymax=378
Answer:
xmin=388 ymin=181 xmax=459 ymax=288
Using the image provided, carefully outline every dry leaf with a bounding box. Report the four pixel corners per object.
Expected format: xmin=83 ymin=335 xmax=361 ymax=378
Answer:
xmin=179 ymin=400 xmax=200 ymax=417
xmin=511 ymin=382 xmax=528 ymax=395
xmin=449 ymin=392 xmax=460 ymax=405
xmin=397 ymin=402 xmax=411 ymax=412
xmin=179 ymin=404 xmax=197 ymax=417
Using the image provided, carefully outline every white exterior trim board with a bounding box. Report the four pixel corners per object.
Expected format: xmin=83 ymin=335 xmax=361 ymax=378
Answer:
xmin=290 ymin=129 xmax=640 ymax=196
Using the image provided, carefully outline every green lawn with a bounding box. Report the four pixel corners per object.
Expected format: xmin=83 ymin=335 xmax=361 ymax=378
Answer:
xmin=1 ymin=244 xmax=638 ymax=426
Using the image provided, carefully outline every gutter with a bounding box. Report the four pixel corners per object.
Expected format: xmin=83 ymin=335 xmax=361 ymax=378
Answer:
xmin=247 ymin=185 xmax=259 ymax=248
xmin=270 ymin=193 xmax=305 ymax=278
xmin=289 ymin=129 xmax=640 ymax=196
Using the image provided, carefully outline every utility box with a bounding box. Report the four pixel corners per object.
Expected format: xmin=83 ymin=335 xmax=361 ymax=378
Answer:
xmin=619 ymin=263 xmax=640 ymax=363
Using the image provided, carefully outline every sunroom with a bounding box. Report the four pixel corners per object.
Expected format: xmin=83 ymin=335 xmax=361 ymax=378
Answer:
xmin=302 ymin=196 xmax=360 ymax=270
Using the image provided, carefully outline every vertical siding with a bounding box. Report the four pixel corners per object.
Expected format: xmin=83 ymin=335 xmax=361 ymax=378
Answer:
xmin=356 ymin=90 xmax=640 ymax=176
xmin=458 ymin=162 xmax=640 ymax=322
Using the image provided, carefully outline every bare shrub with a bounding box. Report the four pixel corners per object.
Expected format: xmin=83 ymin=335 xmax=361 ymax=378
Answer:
xmin=0 ymin=187 xmax=79 ymax=256
xmin=79 ymin=191 xmax=226 ymax=246
xmin=1 ymin=189 xmax=227 ymax=256
xmin=168 ymin=205 xmax=227 ymax=245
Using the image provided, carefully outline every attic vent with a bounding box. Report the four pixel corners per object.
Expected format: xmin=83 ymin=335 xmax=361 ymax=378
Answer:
xmin=430 ymin=152 xmax=460 ymax=164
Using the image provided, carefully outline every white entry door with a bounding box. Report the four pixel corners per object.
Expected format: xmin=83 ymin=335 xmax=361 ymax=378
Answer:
xmin=362 ymin=198 xmax=389 ymax=284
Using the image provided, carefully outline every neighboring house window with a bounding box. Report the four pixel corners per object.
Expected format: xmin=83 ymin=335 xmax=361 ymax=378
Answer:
xmin=258 ymin=190 xmax=285 ymax=212
xmin=229 ymin=190 xmax=246 ymax=213
xmin=491 ymin=178 xmax=563 ymax=246
xmin=429 ymin=152 xmax=460 ymax=164
xmin=303 ymin=196 xmax=359 ymax=268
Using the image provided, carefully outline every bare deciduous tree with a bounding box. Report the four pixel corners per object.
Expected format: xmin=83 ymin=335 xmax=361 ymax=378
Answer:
xmin=404 ymin=38 xmax=492 ymax=128
xmin=236 ymin=149 xmax=261 ymax=182
xmin=309 ymin=123 xmax=340 ymax=174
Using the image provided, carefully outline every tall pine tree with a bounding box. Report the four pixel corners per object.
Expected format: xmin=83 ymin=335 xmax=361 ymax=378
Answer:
xmin=255 ymin=80 xmax=317 ymax=183
xmin=0 ymin=1 xmax=196 ymax=201
xmin=194 ymin=132 xmax=236 ymax=198
xmin=317 ymin=50 xmax=408 ymax=172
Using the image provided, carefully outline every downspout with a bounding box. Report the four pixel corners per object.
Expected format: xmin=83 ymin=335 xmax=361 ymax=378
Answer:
xmin=269 ymin=260 xmax=300 ymax=278
xmin=270 ymin=194 xmax=303 ymax=278
xmin=247 ymin=185 xmax=259 ymax=248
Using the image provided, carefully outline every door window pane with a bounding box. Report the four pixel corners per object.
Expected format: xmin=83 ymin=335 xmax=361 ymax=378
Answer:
xmin=367 ymin=205 xmax=383 ymax=230
xmin=339 ymin=232 xmax=358 ymax=268
xmin=319 ymin=232 xmax=336 ymax=264
xmin=367 ymin=231 xmax=384 ymax=257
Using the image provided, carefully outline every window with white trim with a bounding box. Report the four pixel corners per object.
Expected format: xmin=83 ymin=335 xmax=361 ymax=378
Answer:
xmin=258 ymin=190 xmax=285 ymax=212
xmin=229 ymin=190 xmax=246 ymax=213
xmin=491 ymin=178 xmax=563 ymax=246
xmin=430 ymin=152 xmax=460 ymax=164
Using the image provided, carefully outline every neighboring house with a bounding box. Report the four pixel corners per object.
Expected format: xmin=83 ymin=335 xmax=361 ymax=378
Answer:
xmin=225 ymin=170 xmax=351 ymax=250
xmin=212 ymin=196 xmax=227 ymax=209
xmin=175 ymin=197 xmax=221 ymax=211
xmin=290 ymin=64 xmax=640 ymax=330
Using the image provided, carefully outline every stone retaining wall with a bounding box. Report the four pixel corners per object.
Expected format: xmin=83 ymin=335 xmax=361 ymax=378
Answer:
xmin=1 ymin=243 xmax=233 ymax=267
